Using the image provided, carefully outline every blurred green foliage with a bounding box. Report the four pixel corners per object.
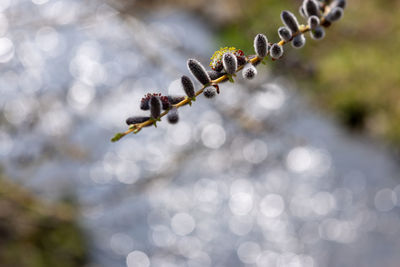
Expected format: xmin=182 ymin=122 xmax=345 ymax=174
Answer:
xmin=0 ymin=175 xmax=87 ymax=267
xmin=218 ymin=0 xmax=400 ymax=145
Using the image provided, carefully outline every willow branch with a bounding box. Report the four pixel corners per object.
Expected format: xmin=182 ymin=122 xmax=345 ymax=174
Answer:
xmin=111 ymin=2 xmax=341 ymax=142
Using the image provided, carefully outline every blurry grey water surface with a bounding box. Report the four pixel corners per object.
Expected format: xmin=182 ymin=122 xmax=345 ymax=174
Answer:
xmin=1 ymin=1 xmax=400 ymax=267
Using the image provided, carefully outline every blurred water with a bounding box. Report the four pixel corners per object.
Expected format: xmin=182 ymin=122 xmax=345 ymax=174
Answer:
xmin=1 ymin=1 xmax=400 ymax=267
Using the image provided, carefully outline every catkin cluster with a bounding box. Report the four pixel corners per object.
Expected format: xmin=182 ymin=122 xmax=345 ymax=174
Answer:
xmin=112 ymin=0 xmax=346 ymax=142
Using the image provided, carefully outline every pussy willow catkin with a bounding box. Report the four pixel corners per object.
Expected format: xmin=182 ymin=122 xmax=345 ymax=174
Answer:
xmin=111 ymin=0 xmax=346 ymax=142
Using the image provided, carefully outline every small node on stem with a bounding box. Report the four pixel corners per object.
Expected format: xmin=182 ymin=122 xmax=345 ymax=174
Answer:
xmin=111 ymin=133 xmax=124 ymax=142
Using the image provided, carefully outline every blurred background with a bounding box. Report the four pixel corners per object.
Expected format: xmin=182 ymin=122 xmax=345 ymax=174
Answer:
xmin=1 ymin=0 xmax=400 ymax=266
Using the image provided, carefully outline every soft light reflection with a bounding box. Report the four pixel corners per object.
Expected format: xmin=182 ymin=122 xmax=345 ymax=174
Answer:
xmin=167 ymin=122 xmax=192 ymax=146
xmin=0 ymin=0 xmax=11 ymax=12
xmin=0 ymin=131 xmax=13 ymax=156
xmin=229 ymin=215 xmax=254 ymax=236
xmin=311 ymin=191 xmax=335 ymax=216
xmin=242 ymin=139 xmax=268 ymax=164
xmin=3 ymin=97 xmax=34 ymax=125
xmin=286 ymin=146 xmax=330 ymax=175
xmin=0 ymin=13 xmax=9 ymax=37
xmin=32 ymin=0 xmax=50 ymax=5
xmin=177 ymin=236 xmax=202 ymax=258
xmin=126 ymin=250 xmax=150 ymax=267
xmin=259 ymin=194 xmax=285 ymax=218
xmin=35 ymin=26 xmax=59 ymax=53
xmin=152 ymin=225 xmax=176 ymax=247
xmin=229 ymin=192 xmax=253 ymax=215
xmin=67 ymin=82 xmax=96 ymax=110
xmin=110 ymin=233 xmax=134 ymax=255
xmin=201 ymin=123 xmax=226 ymax=149
xmin=90 ymin=162 xmax=112 ymax=184
xmin=0 ymin=37 xmax=14 ymax=62
xmin=171 ymin=212 xmax=196 ymax=236
xmin=237 ymin=241 xmax=261 ymax=264
xmin=374 ymin=188 xmax=396 ymax=212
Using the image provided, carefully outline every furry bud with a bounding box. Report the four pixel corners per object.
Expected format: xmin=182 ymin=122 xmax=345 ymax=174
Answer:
xmin=331 ymin=0 xmax=346 ymax=9
xmin=304 ymin=0 xmax=320 ymax=17
xmin=168 ymin=95 xmax=185 ymax=105
xmin=140 ymin=100 xmax=150 ymax=110
xmin=278 ymin=27 xmax=292 ymax=42
xmin=242 ymin=63 xmax=257 ymax=80
xmin=126 ymin=116 xmax=150 ymax=125
xmin=292 ymin=34 xmax=306 ymax=48
xmin=299 ymin=6 xmax=306 ymax=18
xmin=270 ymin=43 xmax=284 ymax=59
xmin=150 ymin=96 xmax=161 ymax=119
xmin=325 ymin=7 xmax=344 ymax=22
xmin=254 ymin=34 xmax=268 ymax=58
xmin=207 ymin=70 xmax=225 ymax=80
xmin=160 ymin=96 xmax=171 ymax=110
xmin=311 ymin=26 xmax=325 ymax=40
xmin=308 ymin=15 xmax=320 ymax=30
xmin=281 ymin=11 xmax=300 ymax=33
xmin=187 ymin=59 xmax=211 ymax=85
xmin=222 ymin=52 xmax=237 ymax=75
xmin=203 ymin=87 xmax=217 ymax=98
xmin=181 ymin=75 xmax=195 ymax=98
xmin=140 ymin=93 xmax=162 ymax=110
xmin=167 ymin=107 xmax=179 ymax=124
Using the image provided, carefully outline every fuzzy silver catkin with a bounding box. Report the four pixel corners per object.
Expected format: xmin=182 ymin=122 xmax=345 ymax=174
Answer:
xmin=270 ymin=43 xmax=284 ymax=59
xmin=308 ymin=15 xmax=320 ymax=30
xmin=331 ymin=0 xmax=346 ymax=9
xmin=325 ymin=7 xmax=344 ymax=22
xmin=207 ymin=70 xmax=225 ymax=80
xmin=150 ymin=96 xmax=161 ymax=119
xmin=281 ymin=11 xmax=299 ymax=33
xmin=168 ymin=95 xmax=185 ymax=105
xmin=181 ymin=75 xmax=195 ymax=98
xmin=242 ymin=63 xmax=257 ymax=80
xmin=203 ymin=87 xmax=217 ymax=98
xmin=167 ymin=107 xmax=179 ymax=124
xmin=126 ymin=116 xmax=150 ymax=125
xmin=254 ymin=34 xmax=268 ymax=58
xmin=222 ymin=53 xmax=237 ymax=75
xmin=292 ymin=34 xmax=306 ymax=48
xmin=299 ymin=6 xmax=306 ymax=18
xmin=311 ymin=26 xmax=325 ymax=40
xmin=304 ymin=0 xmax=320 ymax=17
xmin=187 ymin=59 xmax=211 ymax=85
xmin=278 ymin=27 xmax=292 ymax=42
